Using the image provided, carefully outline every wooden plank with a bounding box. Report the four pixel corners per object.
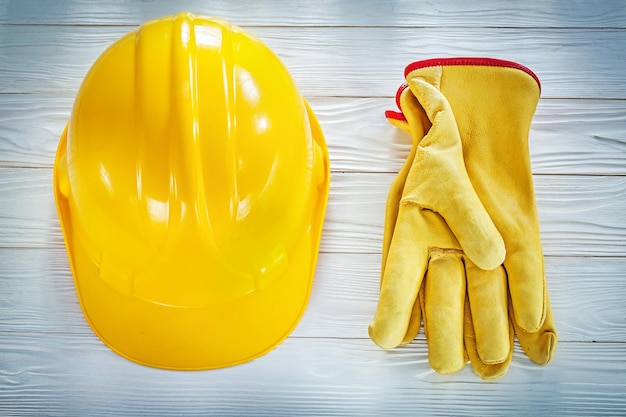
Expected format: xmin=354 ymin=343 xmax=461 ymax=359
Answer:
xmin=1 ymin=1 xmax=624 ymax=414
xmin=0 ymin=168 xmax=62 ymax=248
xmin=2 ymin=0 xmax=625 ymax=28
xmin=2 ymin=95 xmax=626 ymax=175
xmin=322 ymin=172 xmax=626 ymax=256
xmin=1 ymin=25 xmax=625 ymax=99
xmin=530 ymin=99 xmax=626 ymax=175
xmin=0 ymin=332 xmax=624 ymax=416
xmin=1 ymin=168 xmax=625 ymax=256
xmin=0 ymin=95 xmax=70 ymax=167
xmin=0 ymin=248 xmax=624 ymax=343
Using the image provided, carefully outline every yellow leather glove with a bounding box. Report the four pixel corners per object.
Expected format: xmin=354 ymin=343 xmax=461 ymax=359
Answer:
xmin=370 ymin=58 xmax=557 ymax=379
xmin=373 ymin=84 xmax=507 ymax=376
xmin=369 ymin=66 xmax=507 ymax=373
xmin=382 ymin=86 xmax=513 ymax=378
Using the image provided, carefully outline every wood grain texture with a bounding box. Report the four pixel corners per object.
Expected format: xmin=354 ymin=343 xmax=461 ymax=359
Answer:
xmin=1 ymin=168 xmax=625 ymax=256
xmin=2 ymin=0 xmax=626 ymax=28
xmin=0 ymin=248 xmax=624 ymax=343
xmin=1 ymin=0 xmax=625 ymax=415
xmin=0 ymin=333 xmax=625 ymax=417
xmin=2 ymin=96 xmax=626 ymax=174
xmin=323 ymin=173 xmax=626 ymax=256
xmin=1 ymin=25 xmax=626 ymax=99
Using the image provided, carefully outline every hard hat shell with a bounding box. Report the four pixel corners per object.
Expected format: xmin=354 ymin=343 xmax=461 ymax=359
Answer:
xmin=53 ymin=12 xmax=330 ymax=370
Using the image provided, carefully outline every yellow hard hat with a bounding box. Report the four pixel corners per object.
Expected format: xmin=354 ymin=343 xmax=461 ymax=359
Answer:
xmin=53 ymin=12 xmax=330 ymax=370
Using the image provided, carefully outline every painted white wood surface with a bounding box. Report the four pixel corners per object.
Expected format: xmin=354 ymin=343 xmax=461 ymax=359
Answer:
xmin=1 ymin=1 xmax=625 ymax=415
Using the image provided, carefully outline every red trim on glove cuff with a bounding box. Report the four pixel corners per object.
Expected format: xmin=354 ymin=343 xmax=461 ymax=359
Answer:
xmin=384 ymin=110 xmax=407 ymax=123
xmin=384 ymin=83 xmax=409 ymax=122
xmin=404 ymin=57 xmax=541 ymax=91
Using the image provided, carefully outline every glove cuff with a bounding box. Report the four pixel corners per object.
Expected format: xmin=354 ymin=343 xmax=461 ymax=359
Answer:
xmin=404 ymin=57 xmax=541 ymax=91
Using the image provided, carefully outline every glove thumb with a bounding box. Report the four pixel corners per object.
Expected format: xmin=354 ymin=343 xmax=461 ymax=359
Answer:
xmin=399 ymin=76 xmax=505 ymax=270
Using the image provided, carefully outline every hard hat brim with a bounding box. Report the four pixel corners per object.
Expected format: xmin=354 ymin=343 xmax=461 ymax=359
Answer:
xmin=53 ymin=102 xmax=330 ymax=370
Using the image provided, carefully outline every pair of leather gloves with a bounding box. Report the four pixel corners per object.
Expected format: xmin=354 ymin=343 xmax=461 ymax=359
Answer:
xmin=369 ymin=58 xmax=557 ymax=380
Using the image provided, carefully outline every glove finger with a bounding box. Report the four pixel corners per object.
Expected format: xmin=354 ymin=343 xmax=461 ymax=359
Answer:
xmin=464 ymin=294 xmax=514 ymax=380
xmin=465 ymin=261 xmax=510 ymax=364
xmin=400 ymin=280 xmax=423 ymax=346
xmin=381 ymin=86 xmax=432 ymax=280
xmin=379 ymin=86 xmax=433 ymax=342
xmin=423 ymin=251 xmax=466 ymax=374
xmin=381 ymin=164 xmax=410 ymax=284
xmin=380 ymin=108 xmax=422 ymax=284
xmin=505 ymin=248 xmax=548 ymax=333
xmin=403 ymin=75 xmax=505 ymax=270
xmin=369 ymin=204 xmax=429 ymax=350
xmin=512 ymin=288 xmax=558 ymax=365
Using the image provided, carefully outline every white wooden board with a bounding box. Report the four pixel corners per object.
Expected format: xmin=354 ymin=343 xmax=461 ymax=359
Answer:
xmin=2 ymin=25 xmax=626 ymax=99
xmin=1 ymin=1 xmax=625 ymax=415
